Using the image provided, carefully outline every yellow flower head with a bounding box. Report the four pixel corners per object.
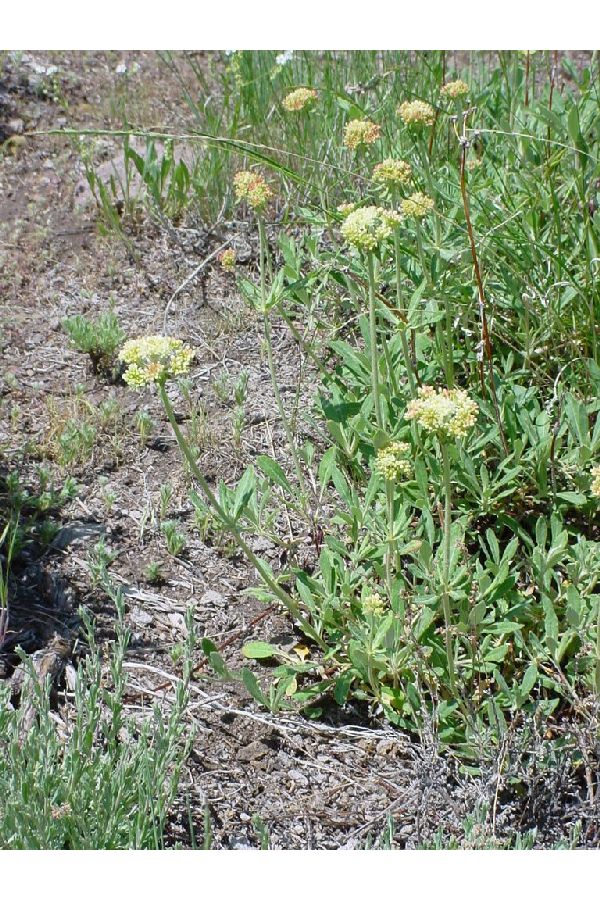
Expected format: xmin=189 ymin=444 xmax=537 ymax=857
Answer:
xmin=340 ymin=205 xmax=401 ymax=252
xmin=218 ymin=248 xmax=236 ymax=271
xmin=375 ymin=441 xmax=412 ymax=482
xmin=398 ymin=99 xmax=435 ymax=126
xmin=282 ymin=87 xmax=318 ymax=111
xmin=372 ymin=158 xmax=412 ymax=187
xmin=400 ymin=192 xmax=434 ymax=219
xmin=343 ymin=118 xmax=381 ymax=150
xmin=119 ymin=336 xmax=194 ymax=388
xmin=591 ymin=466 xmax=600 ymax=499
xmin=440 ymin=79 xmax=470 ymax=100
xmin=406 ymin=386 xmax=478 ymax=440
xmin=233 ymin=170 xmax=273 ymax=211
xmin=363 ymin=592 xmax=385 ymax=617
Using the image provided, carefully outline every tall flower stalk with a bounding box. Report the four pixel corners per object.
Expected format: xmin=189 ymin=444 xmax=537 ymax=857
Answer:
xmin=406 ymin=385 xmax=478 ymax=694
xmin=119 ymin=335 xmax=325 ymax=649
xmin=375 ymin=442 xmax=412 ymax=599
xmin=341 ymin=205 xmax=402 ymax=430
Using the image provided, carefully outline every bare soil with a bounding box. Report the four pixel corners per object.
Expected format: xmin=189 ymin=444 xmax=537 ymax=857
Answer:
xmin=1 ymin=51 xmax=599 ymax=849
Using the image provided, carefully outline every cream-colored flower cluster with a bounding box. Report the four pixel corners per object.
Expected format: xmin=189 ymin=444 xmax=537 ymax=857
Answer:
xmin=372 ymin=158 xmax=412 ymax=187
xmin=340 ymin=205 xmax=401 ymax=251
xmin=406 ymin=386 xmax=478 ymax=440
xmin=343 ymin=118 xmax=381 ymax=150
xmin=362 ymin=592 xmax=385 ymax=617
xmin=218 ymin=248 xmax=236 ymax=271
xmin=440 ymin=79 xmax=469 ymax=100
xmin=591 ymin=466 xmax=600 ymax=498
xmin=398 ymin=99 xmax=435 ymax=126
xmin=233 ymin=170 xmax=273 ymax=211
xmin=400 ymin=192 xmax=434 ymax=218
xmin=282 ymin=87 xmax=318 ymax=111
xmin=119 ymin=336 xmax=194 ymax=388
xmin=375 ymin=441 xmax=412 ymax=482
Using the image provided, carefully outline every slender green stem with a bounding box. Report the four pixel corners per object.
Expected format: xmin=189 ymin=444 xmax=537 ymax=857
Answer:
xmin=393 ymin=228 xmax=417 ymax=398
xmin=440 ymin=440 xmax=456 ymax=693
xmin=385 ymin=480 xmax=395 ymax=600
xmin=366 ymin=252 xmax=384 ymax=429
xmin=159 ymin=382 xmax=325 ymax=649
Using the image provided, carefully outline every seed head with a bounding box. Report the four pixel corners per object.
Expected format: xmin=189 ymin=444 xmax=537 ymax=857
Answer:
xmin=233 ymin=170 xmax=273 ymax=211
xmin=440 ymin=79 xmax=470 ymax=100
xmin=119 ymin=336 xmax=194 ymax=388
xmin=398 ymin=99 xmax=435 ymax=126
xmin=282 ymin=87 xmax=318 ymax=111
xmin=375 ymin=441 xmax=412 ymax=482
xmin=218 ymin=248 xmax=236 ymax=271
xmin=343 ymin=118 xmax=381 ymax=150
xmin=340 ymin=205 xmax=401 ymax=252
xmin=372 ymin=158 xmax=412 ymax=187
xmin=400 ymin=192 xmax=434 ymax=219
xmin=406 ymin=386 xmax=478 ymax=440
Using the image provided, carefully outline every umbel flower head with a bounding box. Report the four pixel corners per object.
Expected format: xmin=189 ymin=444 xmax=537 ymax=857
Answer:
xmin=119 ymin=336 xmax=194 ymax=388
xmin=591 ymin=466 xmax=600 ymax=499
xmin=400 ymin=192 xmax=434 ymax=219
xmin=406 ymin=386 xmax=478 ymax=440
xmin=233 ymin=170 xmax=273 ymax=211
xmin=440 ymin=79 xmax=470 ymax=100
xmin=218 ymin=248 xmax=236 ymax=271
xmin=340 ymin=205 xmax=401 ymax=252
xmin=343 ymin=118 xmax=381 ymax=150
xmin=372 ymin=158 xmax=412 ymax=187
xmin=375 ymin=441 xmax=412 ymax=482
xmin=362 ymin=592 xmax=385 ymax=617
xmin=282 ymin=87 xmax=318 ymax=111
xmin=398 ymin=99 xmax=435 ymax=126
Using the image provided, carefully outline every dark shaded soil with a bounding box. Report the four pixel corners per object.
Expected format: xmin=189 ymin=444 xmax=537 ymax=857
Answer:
xmin=1 ymin=50 xmax=599 ymax=849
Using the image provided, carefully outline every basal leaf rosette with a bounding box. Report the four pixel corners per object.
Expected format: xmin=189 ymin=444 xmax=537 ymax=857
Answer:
xmin=406 ymin=386 xmax=478 ymax=440
xmin=119 ymin=335 xmax=194 ymax=388
xmin=340 ymin=205 xmax=402 ymax=252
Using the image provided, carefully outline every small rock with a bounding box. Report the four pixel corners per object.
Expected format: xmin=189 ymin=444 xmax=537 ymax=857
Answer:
xmin=201 ymin=589 xmax=226 ymax=607
xmin=130 ymin=606 xmax=153 ymax=627
xmin=168 ymin=612 xmax=187 ymax=635
xmin=8 ymin=118 xmax=24 ymax=135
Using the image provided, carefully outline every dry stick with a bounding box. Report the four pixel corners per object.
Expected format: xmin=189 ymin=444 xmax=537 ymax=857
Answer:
xmin=458 ymin=129 xmax=509 ymax=456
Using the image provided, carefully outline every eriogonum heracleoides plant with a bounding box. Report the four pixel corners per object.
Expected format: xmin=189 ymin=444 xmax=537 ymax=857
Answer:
xmin=120 ymin=335 xmax=323 ymax=648
xmin=406 ymin=386 xmax=478 ymax=693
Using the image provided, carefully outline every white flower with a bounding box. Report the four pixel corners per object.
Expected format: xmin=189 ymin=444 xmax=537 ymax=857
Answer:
xmin=115 ymin=63 xmax=128 ymax=75
xmin=276 ymin=50 xmax=295 ymax=66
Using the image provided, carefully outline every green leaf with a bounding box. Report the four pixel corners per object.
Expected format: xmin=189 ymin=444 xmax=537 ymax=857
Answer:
xmin=255 ymin=455 xmax=293 ymax=494
xmin=520 ymin=663 xmax=538 ymax=699
xmin=242 ymin=641 xmax=280 ymax=660
xmin=241 ymin=668 xmax=269 ymax=707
